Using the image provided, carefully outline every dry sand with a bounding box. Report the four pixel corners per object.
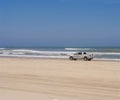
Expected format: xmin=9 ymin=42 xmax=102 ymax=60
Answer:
xmin=0 ymin=58 xmax=120 ymax=100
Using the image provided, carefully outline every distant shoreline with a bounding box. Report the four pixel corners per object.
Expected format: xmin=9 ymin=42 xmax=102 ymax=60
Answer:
xmin=0 ymin=56 xmax=120 ymax=62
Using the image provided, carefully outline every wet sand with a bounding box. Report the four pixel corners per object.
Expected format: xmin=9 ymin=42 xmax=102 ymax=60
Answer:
xmin=0 ymin=58 xmax=120 ymax=100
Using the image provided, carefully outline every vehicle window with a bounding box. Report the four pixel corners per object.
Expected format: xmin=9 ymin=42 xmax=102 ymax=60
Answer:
xmin=78 ymin=52 xmax=82 ymax=55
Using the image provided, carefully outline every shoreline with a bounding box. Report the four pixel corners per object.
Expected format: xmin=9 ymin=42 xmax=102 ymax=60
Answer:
xmin=1 ymin=47 xmax=120 ymax=62
xmin=0 ymin=56 xmax=120 ymax=62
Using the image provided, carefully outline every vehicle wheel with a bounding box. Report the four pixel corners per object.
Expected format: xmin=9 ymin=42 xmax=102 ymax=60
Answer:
xmin=74 ymin=59 xmax=77 ymax=60
xmin=88 ymin=59 xmax=91 ymax=61
xmin=69 ymin=56 xmax=74 ymax=60
xmin=84 ymin=57 xmax=88 ymax=61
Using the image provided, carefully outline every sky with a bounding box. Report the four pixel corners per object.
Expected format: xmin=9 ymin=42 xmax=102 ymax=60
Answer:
xmin=0 ymin=0 xmax=120 ymax=47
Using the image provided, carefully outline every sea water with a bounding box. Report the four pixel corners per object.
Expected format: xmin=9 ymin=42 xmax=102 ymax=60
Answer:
xmin=0 ymin=47 xmax=120 ymax=61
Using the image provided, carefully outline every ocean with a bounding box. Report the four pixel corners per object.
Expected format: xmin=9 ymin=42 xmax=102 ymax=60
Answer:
xmin=0 ymin=47 xmax=120 ymax=61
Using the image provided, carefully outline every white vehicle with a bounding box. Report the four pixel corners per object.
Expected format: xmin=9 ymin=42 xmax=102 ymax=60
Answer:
xmin=69 ymin=52 xmax=93 ymax=61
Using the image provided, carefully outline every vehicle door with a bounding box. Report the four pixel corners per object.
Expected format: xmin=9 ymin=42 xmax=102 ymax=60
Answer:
xmin=75 ymin=52 xmax=82 ymax=59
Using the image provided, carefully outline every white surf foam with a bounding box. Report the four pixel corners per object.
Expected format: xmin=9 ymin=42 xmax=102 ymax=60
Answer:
xmin=12 ymin=49 xmax=74 ymax=55
xmin=0 ymin=48 xmax=5 ymax=50
xmin=92 ymin=52 xmax=120 ymax=55
xmin=65 ymin=48 xmax=91 ymax=51
xmin=0 ymin=54 xmax=68 ymax=59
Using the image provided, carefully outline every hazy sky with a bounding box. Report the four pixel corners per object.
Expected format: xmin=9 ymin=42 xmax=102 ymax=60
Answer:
xmin=0 ymin=0 xmax=120 ymax=47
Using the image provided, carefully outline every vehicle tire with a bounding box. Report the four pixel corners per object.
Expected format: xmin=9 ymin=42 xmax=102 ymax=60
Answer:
xmin=69 ymin=56 xmax=74 ymax=60
xmin=84 ymin=57 xmax=88 ymax=61
xmin=74 ymin=59 xmax=77 ymax=60
xmin=88 ymin=59 xmax=91 ymax=61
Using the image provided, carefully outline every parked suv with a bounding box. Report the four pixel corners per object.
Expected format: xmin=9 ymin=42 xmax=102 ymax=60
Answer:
xmin=69 ymin=52 xmax=93 ymax=61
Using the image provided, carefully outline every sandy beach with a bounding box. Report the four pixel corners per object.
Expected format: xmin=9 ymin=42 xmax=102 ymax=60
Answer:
xmin=0 ymin=58 xmax=120 ymax=100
